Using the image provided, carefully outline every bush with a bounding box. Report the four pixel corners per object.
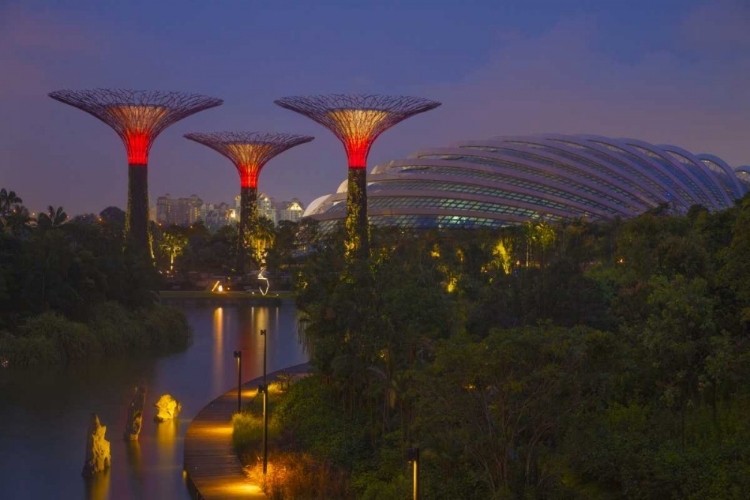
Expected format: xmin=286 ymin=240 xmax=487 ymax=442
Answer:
xmin=274 ymin=376 xmax=369 ymax=467
xmin=0 ymin=331 xmax=62 ymax=367
xmin=0 ymin=302 xmax=192 ymax=368
xmin=90 ymin=302 xmax=136 ymax=355
xmin=141 ymin=304 xmax=193 ymax=352
xmin=21 ymin=312 xmax=103 ymax=363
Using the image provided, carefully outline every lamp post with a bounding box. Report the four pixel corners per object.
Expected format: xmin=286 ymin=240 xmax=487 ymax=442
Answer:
xmin=260 ymin=329 xmax=268 ymax=474
xmin=233 ymin=350 xmax=242 ymax=413
xmin=406 ymin=447 xmax=420 ymax=500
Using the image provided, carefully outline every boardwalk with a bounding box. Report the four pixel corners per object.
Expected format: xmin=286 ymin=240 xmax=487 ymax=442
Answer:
xmin=184 ymin=362 xmax=311 ymax=500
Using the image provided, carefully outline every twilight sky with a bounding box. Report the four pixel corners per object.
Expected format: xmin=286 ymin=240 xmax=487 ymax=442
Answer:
xmin=1 ymin=0 xmax=749 ymax=216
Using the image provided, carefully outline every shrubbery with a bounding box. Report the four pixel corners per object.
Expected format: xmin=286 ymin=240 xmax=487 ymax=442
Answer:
xmin=0 ymin=303 xmax=192 ymax=368
xmin=0 ymin=189 xmax=193 ymax=368
xmin=279 ymin=197 xmax=750 ymax=499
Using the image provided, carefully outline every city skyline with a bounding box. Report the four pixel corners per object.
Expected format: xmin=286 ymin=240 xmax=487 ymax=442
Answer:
xmin=2 ymin=0 xmax=749 ymax=217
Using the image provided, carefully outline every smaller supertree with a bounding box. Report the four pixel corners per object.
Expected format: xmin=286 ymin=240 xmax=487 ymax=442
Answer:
xmin=274 ymin=94 xmax=440 ymax=258
xmin=184 ymin=132 xmax=314 ymax=271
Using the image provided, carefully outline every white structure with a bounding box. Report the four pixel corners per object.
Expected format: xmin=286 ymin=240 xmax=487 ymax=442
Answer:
xmin=306 ymin=134 xmax=750 ymax=229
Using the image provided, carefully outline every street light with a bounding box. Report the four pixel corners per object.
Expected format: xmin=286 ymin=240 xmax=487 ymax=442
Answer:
xmin=406 ymin=447 xmax=420 ymax=500
xmin=259 ymin=329 xmax=268 ymax=474
xmin=233 ymin=350 xmax=242 ymax=413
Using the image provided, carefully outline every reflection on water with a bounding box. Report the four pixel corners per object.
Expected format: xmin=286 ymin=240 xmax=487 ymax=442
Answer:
xmin=84 ymin=469 xmax=111 ymax=500
xmin=0 ymin=304 xmax=306 ymax=500
xmin=212 ymin=307 xmax=224 ymax=396
xmin=126 ymin=440 xmax=141 ymax=472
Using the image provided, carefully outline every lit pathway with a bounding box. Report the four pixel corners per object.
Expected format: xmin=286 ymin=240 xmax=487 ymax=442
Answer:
xmin=184 ymin=362 xmax=311 ymax=500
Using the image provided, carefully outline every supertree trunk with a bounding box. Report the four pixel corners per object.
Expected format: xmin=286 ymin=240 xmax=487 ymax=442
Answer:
xmin=345 ymin=168 xmax=368 ymax=259
xmin=238 ymin=186 xmax=258 ymax=272
xmin=126 ymin=164 xmax=150 ymax=255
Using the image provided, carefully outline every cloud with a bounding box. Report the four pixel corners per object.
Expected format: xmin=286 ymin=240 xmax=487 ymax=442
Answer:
xmin=414 ymin=10 xmax=750 ymax=166
xmin=679 ymin=0 xmax=750 ymax=55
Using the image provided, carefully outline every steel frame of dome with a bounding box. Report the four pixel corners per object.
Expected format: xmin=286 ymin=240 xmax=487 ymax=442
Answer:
xmin=304 ymin=134 xmax=748 ymax=230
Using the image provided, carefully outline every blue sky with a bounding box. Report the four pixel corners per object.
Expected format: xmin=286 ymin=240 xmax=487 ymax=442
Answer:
xmin=1 ymin=0 xmax=749 ymax=215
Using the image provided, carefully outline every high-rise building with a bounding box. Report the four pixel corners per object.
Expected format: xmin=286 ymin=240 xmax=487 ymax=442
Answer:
xmin=258 ymin=193 xmax=278 ymax=225
xmin=279 ymin=198 xmax=305 ymax=223
xmin=156 ymin=194 xmax=203 ymax=226
xmin=203 ymin=201 xmax=235 ymax=230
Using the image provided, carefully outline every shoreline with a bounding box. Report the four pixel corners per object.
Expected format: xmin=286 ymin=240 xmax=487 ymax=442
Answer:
xmin=183 ymin=362 xmax=311 ymax=500
xmin=158 ymin=290 xmax=293 ymax=307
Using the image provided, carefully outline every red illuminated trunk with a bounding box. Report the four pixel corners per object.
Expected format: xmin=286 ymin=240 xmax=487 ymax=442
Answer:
xmin=345 ymin=167 xmax=368 ymax=259
xmin=126 ymin=164 xmax=150 ymax=256
xmin=237 ymin=186 xmax=258 ymax=272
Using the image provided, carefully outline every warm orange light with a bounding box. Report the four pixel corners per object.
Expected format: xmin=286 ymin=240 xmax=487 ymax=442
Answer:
xmin=194 ymin=424 xmax=233 ymax=437
xmin=327 ymin=109 xmax=391 ymax=168
xmin=105 ymin=105 xmax=168 ymax=164
xmin=225 ymin=143 xmax=276 ymax=188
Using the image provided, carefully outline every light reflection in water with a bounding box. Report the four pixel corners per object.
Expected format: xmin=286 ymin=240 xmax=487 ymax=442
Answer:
xmin=125 ymin=440 xmax=144 ymax=499
xmin=156 ymin=418 xmax=180 ymax=467
xmin=212 ymin=307 xmax=224 ymax=396
xmin=84 ymin=469 xmax=111 ymax=500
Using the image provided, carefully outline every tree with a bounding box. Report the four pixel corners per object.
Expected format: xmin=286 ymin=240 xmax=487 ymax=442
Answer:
xmin=0 ymin=188 xmax=22 ymax=216
xmin=244 ymin=216 xmax=275 ymax=269
xmin=36 ymin=206 xmax=68 ymax=230
xmin=158 ymin=229 xmax=188 ymax=272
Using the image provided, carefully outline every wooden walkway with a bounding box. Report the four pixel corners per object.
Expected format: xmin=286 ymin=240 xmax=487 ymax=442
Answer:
xmin=184 ymin=363 xmax=311 ymax=500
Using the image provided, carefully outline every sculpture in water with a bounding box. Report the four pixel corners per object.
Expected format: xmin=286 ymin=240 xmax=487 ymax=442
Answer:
xmin=154 ymin=394 xmax=182 ymax=422
xmin=124 ymin=380 xmax=147 ymax=440
xmin=82 ymin=413 xmax=111 ymax=476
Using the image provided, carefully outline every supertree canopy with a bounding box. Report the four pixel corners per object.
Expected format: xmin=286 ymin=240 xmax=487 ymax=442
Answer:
xmin=184 ymin=132 xmax=314 ymax=271
xmin=49 ymin=89 xmax=223 ymax=255
xmin=274 ymin=94 xmax=440 ymax=258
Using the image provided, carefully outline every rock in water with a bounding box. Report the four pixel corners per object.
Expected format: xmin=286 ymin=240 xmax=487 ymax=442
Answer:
xmin=124 ymin=380 xmax=147 ymax=440
xmin=154 ymin=394 xmax=182 ymax=422
xmin=82 ymin=413 xmax=111 ymax=476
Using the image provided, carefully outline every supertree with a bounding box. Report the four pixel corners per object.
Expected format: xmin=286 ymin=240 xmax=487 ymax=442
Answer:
xmin=274 ymin=94 xmax=440 ymax=258
xmin=183 ymin=132 xmax=314 ymax=271
xmin=48 ymin=89 xmax=223 ymax=256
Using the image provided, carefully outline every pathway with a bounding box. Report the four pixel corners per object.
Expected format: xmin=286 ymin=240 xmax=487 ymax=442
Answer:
xmin=183 ymin=362 xmax=311 ymax=500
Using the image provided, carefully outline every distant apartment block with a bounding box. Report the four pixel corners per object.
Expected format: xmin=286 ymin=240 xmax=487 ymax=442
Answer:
xmin=156 ymin=194 xmax=203 ymax=227
xmin=259 ymin=193 xmax=278 ymax=225
xmin=279 ymin=198 xmax=305 ymax=223
xmin=154 ymin=192 xmax=306 ymax=229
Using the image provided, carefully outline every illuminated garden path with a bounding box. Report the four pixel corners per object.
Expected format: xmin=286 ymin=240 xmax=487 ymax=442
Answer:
xmin=183 ymin=362 xmax=311 ymax=499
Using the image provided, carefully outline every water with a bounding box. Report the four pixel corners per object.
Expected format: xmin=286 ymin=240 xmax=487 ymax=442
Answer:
xmin=0 ymin=303 xmax=307 ymax=500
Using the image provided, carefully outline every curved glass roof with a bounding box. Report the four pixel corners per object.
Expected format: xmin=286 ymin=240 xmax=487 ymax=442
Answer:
xmin=305 ymin=134 xmax=747 ymax=229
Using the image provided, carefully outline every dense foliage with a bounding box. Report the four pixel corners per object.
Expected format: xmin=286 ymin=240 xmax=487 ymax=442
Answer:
xmin=283 ymin=198 xmax=750 ymax=499
xmin=0 ymin=189 xmax=192 ymax=367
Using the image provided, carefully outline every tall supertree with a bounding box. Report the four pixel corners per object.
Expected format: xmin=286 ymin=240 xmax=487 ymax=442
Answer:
xmin=183 ymin=132 xmax=314 ymax=271
xmin=274 ymin=94 xmax=440 ymax=258
xmin=49 ymin=89 xmax=223 ymax=256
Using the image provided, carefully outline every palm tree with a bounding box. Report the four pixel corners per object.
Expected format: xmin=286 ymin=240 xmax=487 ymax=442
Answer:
xmin=36 ymin=206 xmax=68 ymax=230
xmin=0 ymin=189 xmax=22 ymax=216
xmin=159 ymin=231 xmax=188 ymax=272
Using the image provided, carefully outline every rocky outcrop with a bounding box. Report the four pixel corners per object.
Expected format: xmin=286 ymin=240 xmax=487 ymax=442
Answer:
xmin=124 ymin=380 xmax=147 ymax=440
xmin=154 ymin=394 xmax=182 ymax=422
xmin=82 ymin=413 xmax=111 ymax=476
